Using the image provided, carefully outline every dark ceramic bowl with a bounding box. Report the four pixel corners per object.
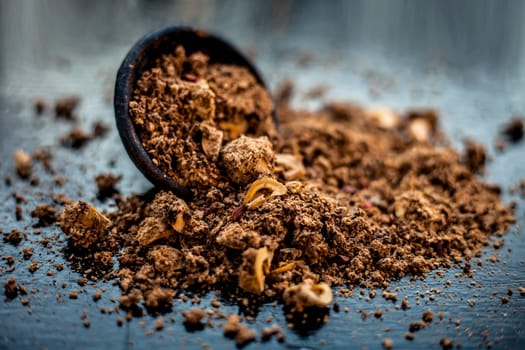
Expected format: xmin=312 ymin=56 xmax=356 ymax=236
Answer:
xmin=114 ymin=26 xmax=274 ymax=199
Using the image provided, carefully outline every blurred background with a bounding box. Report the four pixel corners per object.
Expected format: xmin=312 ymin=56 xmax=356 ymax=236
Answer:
xmin=1 ymin=0 xmax=525 ymax=78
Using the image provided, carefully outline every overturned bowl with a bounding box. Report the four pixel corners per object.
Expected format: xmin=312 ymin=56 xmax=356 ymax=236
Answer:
xmin=114 ymin=26 xmax=275 ymax=199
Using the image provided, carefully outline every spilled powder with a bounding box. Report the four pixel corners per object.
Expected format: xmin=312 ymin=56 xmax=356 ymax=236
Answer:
xmin=3 ymin=46 xmax=517 ymax=348
xmin=58 ymin=48 xmax=515 ymax=319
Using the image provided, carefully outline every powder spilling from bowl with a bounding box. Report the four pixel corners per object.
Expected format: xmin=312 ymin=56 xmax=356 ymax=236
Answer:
xmin=52 ymin=48 xmax=515 ymax=326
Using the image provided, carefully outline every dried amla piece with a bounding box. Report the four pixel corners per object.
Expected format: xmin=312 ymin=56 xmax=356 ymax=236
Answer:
xmin=283 ymin=279 xmax=333 ymax=312
xmin=238 ymin=247 xmax=274 ymax=294
xmin=58 ymin=201 xmax=111 ymax=248
xmin=243 ymin=177 xmax=287 ymax=210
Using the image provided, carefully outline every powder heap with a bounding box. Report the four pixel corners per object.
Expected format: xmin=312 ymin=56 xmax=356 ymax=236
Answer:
xmin=55 ymin=48 xmax=515 ymax=319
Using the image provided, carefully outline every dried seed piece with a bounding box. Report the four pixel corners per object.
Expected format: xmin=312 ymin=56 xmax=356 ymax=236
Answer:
xmin=58 ymin=201 xmax=111 ymax=248
xmin=171 ymin=212 xmax=186 ymax=233
xmin=283 ymin=279 xmax=333 ymax=312
xmin=275 ymin=153 xmax=306 ymax=180
xmin=13 ymin=149 xmax=32 ymax=178
xmin=270 ymin=262 xmax=296 ymax=274
xmin=243 ymin=178 xmax=287 ymax=210
xmin=238 ymin=247 xmax=274 ymax=294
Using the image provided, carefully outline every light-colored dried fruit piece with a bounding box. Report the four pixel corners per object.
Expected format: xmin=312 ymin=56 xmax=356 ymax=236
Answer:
xmin=136 ymin=217 xmax=172 ymax=246
xmin=275 ymin=153 xmax=306 ymax=180
xmin=219 ymin=119 xmax=248 ymax=140
xmin=171 ymin=212 xmax=186 ymax=233
xmin=58 ymin=201 xmax=111 ymax=248
xmin=220 ymin=136 xmax=274 ymax=186
xmin=366 ymin=106 xmax=399 ymax=130
xmin=408 ymin=118 xmax=432 ymax=142
xmin=13 ymin=149 xmax=32 ymax=178
xmin=200 ymin=121 xmax=223 ymax=161
xmin=243 ymin=177 xmax=287 ymax=210
xmin=270 ymin=262 xmax=296 ymax=274
xmin=238 ymin=247 xmax=274 ymax=294
xmin=283 ymin=279 xmax=333 ymax=312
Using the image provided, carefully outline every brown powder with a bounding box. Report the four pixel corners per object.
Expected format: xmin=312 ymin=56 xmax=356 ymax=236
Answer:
xmin=52 ymin=50 xmax=515 ymax=327
xmin=8 ymin=46 xmax=510 ymax=348
xmin=55 ymin=96 xmax=80 ymax=120
xmin=95 ymin=173 xmax=122 ymax=199
xmin=129 ymin=45 xmax=276 ymax=192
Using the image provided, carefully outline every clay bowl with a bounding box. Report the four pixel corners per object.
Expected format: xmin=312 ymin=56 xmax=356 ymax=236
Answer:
xmin=114 ymin=26 xmax=275 ymax=199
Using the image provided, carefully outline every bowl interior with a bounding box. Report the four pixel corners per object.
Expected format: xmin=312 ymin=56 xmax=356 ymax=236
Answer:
xmin=114 ymin=26 xmax=271 ymax=199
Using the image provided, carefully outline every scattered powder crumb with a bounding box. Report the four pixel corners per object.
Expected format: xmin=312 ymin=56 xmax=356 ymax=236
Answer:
xmin=383 ymin=292 xmax=397 ymax=302
xmin=92 ymin=290 xmax=103 ymax=301
xmin=409 ymin=320 xmax=426 ymax=332
xmin=33 ymin=98 xmax=47 ymax=114
xmin=182 ymin=308 xmax=207 ymax=327
xmin=4 ymin=230 xmax=24 ymax=245
xmin=502 ymin=118 xmax=524 ymax=143
xmin=4 ymin=277 xmax=18 ymax=299
xmin=30 ymin=204 xmax=57 ymax=227
xmin=28 ymin=261 xmax=40 ymax=273
xmin=234 ymin=324 xmax=257 ymax=348
xmin=55 ymin=96 xmax=79 ymax=120
xmin=60 ymin=126 xmax=91 ymax=149
xmin=22 ymin=247 xmax=33 ymax=260
xmin=422 ymin=309 xmax=433 ymax=323
xmin=440 ymin=338 xmax=454 ymax=349
xmin=95 ymin=173 xmax=122 ymax=199
xmin=155 ymin=316 xmax=164 ymax=330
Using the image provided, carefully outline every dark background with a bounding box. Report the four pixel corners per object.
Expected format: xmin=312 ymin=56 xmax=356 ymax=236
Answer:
xmin=1 ymin=1 xmax=524 ymax=349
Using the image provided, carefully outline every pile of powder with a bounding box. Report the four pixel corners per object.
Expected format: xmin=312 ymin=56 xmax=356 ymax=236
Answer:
xmin=55 ymin=48 xmax=515 ymax=320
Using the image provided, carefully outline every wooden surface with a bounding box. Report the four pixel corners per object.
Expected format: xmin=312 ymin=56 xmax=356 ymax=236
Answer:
xmin=1 ymin=1 xmax=525 ymax=349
